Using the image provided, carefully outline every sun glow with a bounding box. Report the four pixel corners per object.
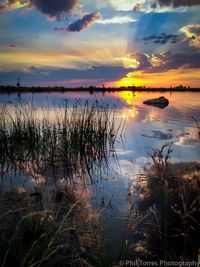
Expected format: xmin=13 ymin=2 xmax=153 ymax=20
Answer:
xmin=115 ymin=71 xmax=144 ymax=87
xmin=112 ymin=68 xmax=200 ymax=89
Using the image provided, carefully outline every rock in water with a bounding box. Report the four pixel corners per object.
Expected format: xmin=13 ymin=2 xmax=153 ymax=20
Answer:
xmin=143 ymin=96 xmax=169 ymax=108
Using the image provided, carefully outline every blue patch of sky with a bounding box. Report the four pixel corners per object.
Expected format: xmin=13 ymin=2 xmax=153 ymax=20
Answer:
xmin=127 ymin=10 xmax=200 ymax=54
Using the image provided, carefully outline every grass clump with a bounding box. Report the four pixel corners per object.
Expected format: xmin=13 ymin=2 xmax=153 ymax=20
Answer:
xmin=0 ymin=101 xmax=119 ymax=183
xmin=0 ymin=188 xmax=104 ymax=267
xmin=0 ymin=209 xmax=74 ymax=267
xmin=0 ymin=101 xmax=121 ymax=266
xmin=134 ymin=143 xmax=200 ymax=261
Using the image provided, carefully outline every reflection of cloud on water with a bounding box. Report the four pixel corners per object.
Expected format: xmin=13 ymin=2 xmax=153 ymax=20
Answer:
xmin=115 ymin=148 xmax=133 ymax=156
xmin=142 ymin=130 xmax=173 ymax=140
xmin=115 ymin=157 xmax=150 ymax=179
xmin=131 ymin=156 xmax=151 ymax=167
xmin=114 ymin=159 xmax=134 ymax=178
xmin=175 ymin=127 xmax=200 ymax=147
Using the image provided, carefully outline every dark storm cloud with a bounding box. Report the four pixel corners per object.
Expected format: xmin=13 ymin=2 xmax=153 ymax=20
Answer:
xmin=143 ymin=33 xmax=180 ymax=45
xmin=0 ymin=0 xmax=79 ymax=19
xmin=158 ymin=0 xmax=200 ymax=7
xmin=125 ymin=51 xmax=200 ymax=73
xmin=30 ymin=0 xmax=79 ymax=19
xmin=133 ymin=53 xmax=152 ymax=70
xmin=53 ymin=12 xmax=101 ymax=32
xmin=67 ymin=12 xmax=101 ymax=32
xmin=0 ymin=65 xmax=131 ymax=85
xmin=148 ymin=51 xmax=200 ymax=73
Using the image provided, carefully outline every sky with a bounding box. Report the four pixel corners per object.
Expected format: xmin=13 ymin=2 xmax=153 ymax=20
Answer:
xmin=0 ymin=0 xmax=200 ymax=88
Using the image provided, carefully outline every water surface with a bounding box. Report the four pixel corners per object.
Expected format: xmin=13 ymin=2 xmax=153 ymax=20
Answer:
xmin=0 ymin=91 xmax=200 ymax=257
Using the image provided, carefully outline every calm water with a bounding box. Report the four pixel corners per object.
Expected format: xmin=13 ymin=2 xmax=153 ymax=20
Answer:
xmin=0 ymin=91 xmax=200 ymax=257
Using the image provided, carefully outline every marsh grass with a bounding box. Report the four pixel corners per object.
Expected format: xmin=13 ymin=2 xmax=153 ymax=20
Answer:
xmin=0 ymin=100 xmax=119 ymax=185
xmin=192 ymin=116 xmax=200 ymax=139
xmin=0 ymin=101 xmax=121 ymax=266
xmin=134 ymin=143 xmax=200 ymax=260
xmin=0 ymin=186 xmax=105 ymax=267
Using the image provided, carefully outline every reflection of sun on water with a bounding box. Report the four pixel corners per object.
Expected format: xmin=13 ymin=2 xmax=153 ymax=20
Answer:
xmin=114 ymin=91 xmax=170 ymax=121
xmin=118 ymin=107 xmax=139 ymax=119
xmin=115 ymin=91 xmax=143 ymax=105
xmin=118 ymin=91 xmax=136 ymax=105
xmin=143 ymin=109 xmax=159 ymax=122
xmin=114 ymin=91 xmax=139 ymax=119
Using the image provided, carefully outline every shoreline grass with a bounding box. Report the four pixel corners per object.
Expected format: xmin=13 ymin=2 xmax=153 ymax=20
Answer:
xmin=0 ymin=190 xmax=103 ymax=267
xmin=132 ymin=143 xmax=200 ymax=261
xmin=0 ymin=100 xmax=121 ymax=267
xmin=0 ymin=101 xmax=120 ymax=185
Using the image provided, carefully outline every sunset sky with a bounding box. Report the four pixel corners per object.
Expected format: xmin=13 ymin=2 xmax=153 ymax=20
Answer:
xmin=0 ymin=0 xmax=200 ymax=88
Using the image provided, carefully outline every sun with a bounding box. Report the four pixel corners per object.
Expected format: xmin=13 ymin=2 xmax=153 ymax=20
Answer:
xmin=116 ymin=76 xmax=135 ymax=87
xmin=116 ymin=72 xmax=144 ymax=87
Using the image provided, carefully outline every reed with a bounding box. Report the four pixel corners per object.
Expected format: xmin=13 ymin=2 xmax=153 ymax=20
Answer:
xmin=135 ymin=143 xmax=200 ymax=260
xmin=0 ymin=101 xmax=121 ymax=266
xmin=0 ymin=101 xmax=119 ymax=184
xmin=0 ymin=200 xmax=103 ymax=267
xmin=192 ymin=116 xmax=200 ymax=138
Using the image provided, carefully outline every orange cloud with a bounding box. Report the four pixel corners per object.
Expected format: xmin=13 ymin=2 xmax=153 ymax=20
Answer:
xmin=109 ymin=69 xmax=200 ymax=88
xmin=0 ymin=0 xmax=29 ymax=12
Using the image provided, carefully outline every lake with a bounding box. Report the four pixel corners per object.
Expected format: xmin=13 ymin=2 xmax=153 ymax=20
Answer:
xmin=0 ymin=91 xmax=200 ymax=262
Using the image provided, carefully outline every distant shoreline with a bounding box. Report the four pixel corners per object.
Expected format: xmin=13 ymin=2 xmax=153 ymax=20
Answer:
xmin=0 ymin=86 xmax=200 ymax=93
